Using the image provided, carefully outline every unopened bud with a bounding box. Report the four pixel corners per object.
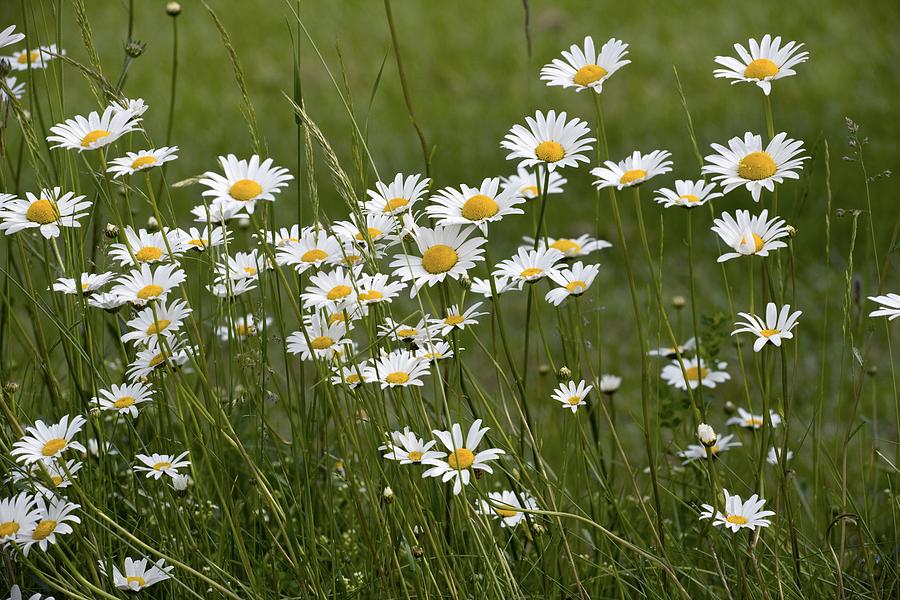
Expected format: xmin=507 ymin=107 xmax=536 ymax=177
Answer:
xmin=237 ymin=217 xmax=251 ymax=231
xmin=697 ymin=423 xmax=717 ymax=447
xmin=672 ymin=295 xmax=686 ymax=309
xmin=558 ymin=366 xmax=572 ymax=381
xmin=411 ymin=545 xmax=424 ymax=559
xmin=3 ymin=381 xmax=19 ymax=395
xmin=146 ymin=216 xmax=159 ymax=232
xmin=382 ymin=486 xmax=394 ymax=503
xmin=166 ymin=2 xmax=182 ymax=16
xmin=124 ymin=40 xmax=146 ymax=58
xmin=172 ymin=474 xmax=191 ymax=492
xmin=104 ymin=223 xmax=119 ymax=239
xmin=599 ymin=374 xmax=621 ymax=394
xmin=723 ymin=400 xmax=736 ymax=415
xmin=459 ymin=274 xmax=471 ymax=290
xmin=786 ymin=224 xmax=797 ymax=238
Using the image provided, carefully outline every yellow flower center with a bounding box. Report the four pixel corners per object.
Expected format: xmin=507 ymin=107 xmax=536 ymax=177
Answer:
xmin=447 ymin=448 xmax=475 ymax=470
xmin=152 ymin=461 xmax=172 ymax=471
xmin=444 ymin=315 xmax=465 ymax=326
xmin=743 ymin=58 xmax=779 ymax=80
xmin=619 ymin=169 xmax=647 ymax=185
xmin=50 ymin=475 xmax=63 ymax=487
xmin=17 ymin=50 xmax=41 ymax=64
xmin=42 ymin=438 xmax=66 ymax=457
xmin=301 ymin=249 xmax=327 ymax=263
xmin=565 ymin=280 xmax=588 ymax=294
xmin=355 ymin=227 xmax=383 ymax=241
xmin=31 ymin=520 xmax=56 ymax=540
xmin=235 ymin=323 xmax=254 ymax=337
xmin=382 ymin=197 xmax=408 ymax=213
xmin=535 ymin=141 xmax=565 ymax=163
xmin=725 ymin=514 xmax=748 ymax=525
xmin=0 ymin=521 xmax=21 ymax=537
xmin=229 ymin=179 xmax=262 ymax=201
xmin=358 ymin=290 xmax=384 ymax=302
xmin=396 ymin=328 xmax=418 ymax=338
xmin=146 ymin=319 xmax=171 ymax=335
xmin=684 ymin=366 xmax=710 ymax=381
xmin=749 ymin=417 xmax=764 ymax=426
xmin=421 ymin=244 xmax=459 ymax=274
xmin=114 ymin=396 xmax=136 ymax=408
xmin=494 ymin=506 xmax=519 ymax=518
xmin=188 ymin=239 xmax=206 ymax=248
xmin=137 ymin=284 xmax=164 ymax=300
xmin=327 ymin=285 xmax=352 ymax=301
xmin=81 ymin=130 xmax=110 ymax=147
xmin=131 ymin=156 xmax=158 ymax=170
xmin=385 ymin=372 xmax=410 ymax=384
xmin=573 ymin=63 xmax=609 ymax=87
xmin=760 ymin=328 xmax=780 ymax=338
xmin=740 ymin=233 xmax=766 ymax=253
xmin=709 ymin=445 xmax=720 ymax=455
xmin=549 ymin=239 xmax=580 ymax=254
xmin=310 ymin=336 xmax=334 ymax=350
xmin=679 ymin=194 xmax=701 ymax=204
xmin=520 ymin=267 xmax=543 ymax=278
xmin=520 ymin=184 xmax=539 ymax=197
xmin=407 ymin=450 xmax=424 ymax=462
xmin=135 ymin=246 xmax=164 ymax=262
xmin=328 ymin=313 xmax=346 ymax=324
xmin=461 ymin=194 xmax=500 ymax=221
xmin=126 ymin=576 xmax=147 ymax=588
xmin=345 ymin=373 xmax=361 ymax=384
xmin=738 ymin=151 xmax=777 ymax=181
xmin=25 ymin=199 xmax=60 ymax=224
xmin=148 ymin=353 xmax=166 ymax=368
xmin=566 ymin=396 xmax=582 ymax=405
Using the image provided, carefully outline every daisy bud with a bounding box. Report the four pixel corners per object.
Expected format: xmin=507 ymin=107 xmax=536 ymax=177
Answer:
xmin=672 ymin=295 xmax=686 ymax=310
xmin=697 ymin=423 xmax=717 ymax=447
xmin=382 ymin=486 xmax=394 ymax=504
xmin=599 ymin=374 xmax=621 ymax=395
xmin=3 ymin=381 xmax=18 ymax=395
xmin=124 ymin=40 xmax=146 ymax=58
xmin=146 ymin=216 xmax=159 ymax=232
xmin=411 ymin=545 xmax=424 ymax=559
xmin=459 ymin=274 xmax=472 ymax=290
xmin=538 ymin=364 xmax=551 ymax=375
xmin=172 ymin=473 xmax=191 ymax=492
xmin=723 ymin=400 xmax=736 ymax=415
xmin=237 ymin=217 xmax=251 ymax=230
xmin=166 ymin=2 xmax=182 ymax=16
xmin=786 ymin=224 xmax=797 ymax=237
xmin=0 ymin=59 xmax=9 ymax=78
xmin=103 ymin=223 xmax=119 ymax=239
xmin=558 ymin=366 xmax=572 ymax=381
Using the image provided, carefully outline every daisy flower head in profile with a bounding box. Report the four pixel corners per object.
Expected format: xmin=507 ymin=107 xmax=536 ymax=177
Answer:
xmin=599 ymin=374 xmax=622 ymax=395
xmin=120 ymin=299 xmax=192 ymax=346
xmin=711 ymin=209 xmax=790 ymax=262
xmin=767 ymin=447 xmax=794 ymax=466
xmin=216 ymin=250 xmax=270 ymax=283
xmin=108 ymin=226 xmax=185 ymax=266
xmin=540 ymin=36 xmax=630 ymax=94
xmin=494 ymin=247 xmax=564 ymax=284
xmin=51 ymin=272 xmax=115 ymax=295
xmin=379 ymin=427 xmax=446 ymax=465
xmin=330 ymin=363 xmax=371 ymax=388
xmin=11 ymin=459 xmax=83 ymax=497
xmin=678 ymin=433 xmax=742 ymax=464
xmin=416 ymin=340 xmax=455 ymax=363
xmin=6 ymin=585 xmax=54 ymax=600
xmin=112 ymin=263 xmax=187 ymax=306
xmin=700 ymin=489 xmax=775 ymax=533
xmin=92 ymin=382 xmax=153 ymax=419
xmin=100 ymin=556 xmax=173 ymax=592
xmin=286 ymin=317 xmax=353 ymax=362
xmin=19 ymin=496 xmax=80 ymax=556
xmin=430 ymin=302 xmax=486 ymax=336
xmin=11 ymin=415 xmax=87 ymax=466
xmin=703 ymin=132 xmax=808 ymax=202
xmin=0 ymin=187 xmax=91 ymax=239
xmin=134 ymin=451 xmax=190 ymax=480
xmin=422 ymin=419 xmax=505 ymax=495
xmin=727 ymin=407 xmax=782 ymax=430
xmin=6 ymin=44 xmax=64 ymax=71
xmin=377 ymin=316 xmax=439 ymax=346
xmin=1 ymin=76 xmax=25 ymax=103
xmin=256 ymin=224 xmax=305 ymax=248
xmin=112 ymin=97 xmax=149 ymax=118
xmin=333 ymin=213 xmax=397 ymax=248
xmin=0 ymin=25 xmax=26 ymax=51
xmin=868 ymin=293 xmax=900 ymax=320
xmin=126 ymin=338 xmax=193 ymax=381
xmin=199 ymin=154 xmax=293 ymax=214
xmin=654 ymin=179 xmax=723 ymax=209
xmin=366 ymin=349 xmax=431 ymax=389
xmin=502 ymin=165 xmax=567 ymax=200
xmin=428 ymin=177 xmax=525 ymax=232
xmin=389 ymin=225 xmax=486 ymax=296
xmin=0 ymin=492 xmax=40 ymax=545
xmin=714 ymin=35 xmax=809 ymax=95
xmin=208 ymin=278 xmax=257 ymax=299
xmin=177 ymin=225 xmax=229 ymax=252
xmin=216 ymin=314 xmax=270 ymax=341
xmin=190 ymin=200 xmax=245 ymax=224
xmin=87 ymin=292 xmax=127 ymax=312
xmin=732 ymin=302 xmax=802 ymax=352
xmin=648 ymin=337 xmax=697 ymax=359
xmin=661 ymin=358 xmax=730 ymax=390
xmin=355 ymin=272 xmax=407 ymax=306
xmin=106 ymin=147 xmax=178 ymax=178
xmin=477 ymin=490 xmax=539 ymax=528
xmin=300 ymin=266 xmax=361 ymax=311
xmin=551 ymin=379 xmax=593 ymax=413
xmin=545 ymin=261 xmax=600 ymax=306
xmin=364 ymin=173 xmax=430 ymax=216
xmin=592 ymin=150 xmax=673 ymax=191
xmin=471 ymin=275 xmax=524 ymax=298
xmin=47 ymin=103 xmax=141 ymax=151
xmin=276 ymin=228 xmax=342 ymax=273
xmin=523 ymin=234 xmax=612 ymax=258
xmin=502 ymin=110 xmax=594 ymax=172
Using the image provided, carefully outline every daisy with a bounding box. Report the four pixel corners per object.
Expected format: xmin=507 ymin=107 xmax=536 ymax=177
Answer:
xmin=732 ymin=303 xmax=802 ymax=352
xmin=12 ymin=460 xmax=83 ymax=496
xmin=767 ymin=447 xmax=794 ymax=466
xmin=0 ymin=188 xmax=91 ymax=239
xmin=365 ymin=349 xmax=431 ymax=389
xmin=422 ymin=420 xmax=505 ymax=495
xmin=592 ymin=150 xmax=673 ymax=190
xmin=106 ymin=147 xmax=179 ymax=178
xmin=711 ymin=209 xmax=790 ymax=262
xmin=207 ymin=278 xmax=257 ymax=299
xmin=678 ymin=434 xmax=742 ymax=464
xmin=697 ymin=423 xmax=717 ymax=446
xmin=502 ymin=110 xmax=594 ymax=171
xmin=355 ymin=272 xmax=406 ymax=305
xmin=215 ymin=250 xmax=268 ymax=282
xmin=599 ymin=374 xmax=621 ymax=394
xmin=301 ymin=267 xmax=360 ymax=311
xmin=0 ymin=25 xmax=25 ymax=51
xmin=51 ymin=272 xmax=114 ymax=295
xmin=100 ymin=556 xmax=173 ymax=592
xmin=726 ymin=408 xmax=782 ymax=430
xmin=6 ymin=44 xmax=64 ymax=71
xmin=108 ymin=227 xmax=184 ymax=266
xmin=390 ymin=225 xmax=486 ymax=295
xmin=126 ymin=339 xmax=192 ymax=380
xmin=190 ymin=201 xmax=245 ymax=224
xmin=256 ymin=224 xmax=305 ymax=247
xmin=363 ymin=173 xmax=429 ymax=216
xmin=120 ymin=299 xmax=192 ymax=346
xmin=471 ymin=275 xmax=524 ymax=298
xmin=700 ymin=489 xmax=775 ymax=533
xmin=714 ymin=35 xmax=809 ymax=95
xmin=648 ymin=337 xmax=697 ymax=358
xmin=378 ymin=316 xmax=439 ymax=345
xmin=1 ymin=76 xmax=25 ymax=103
xmin=540 ymin=36 xmax=630 ymax=93
xmin=477 ymin=490 xmax=538 ymax=528
xmin=176 ymin=225 xmax=229 ymax=252
xmin=216 ymin=315 xmax=269 ymax=341
xmin=0 ymin=493 xmax=40 ymax=545
xmin=46 ymin=104 xmax=141 ymax=151
xmin=6 ymin=585 xmax=53 ymax=600
xmin=286 ymin=318 xmax=352 ymax=362
xmin=416 ymin=340 xmax=455 ymax=363
xmin=92 ymin=382 xmax=153 ymax=418
xmin=11 ymin=415 xmax=86 ymax=466
xmin=523 ymin=234 xmax=612 ymax=258
xmin=199 ymin=155 xmax=293 ymax=214
xmin=330 ymin=363 xmax=372 ymax=388
xmin=661 ymin=358 xmax=730 ymax=390
xmin=134 ymin=451 xmax=190 ymax=480
xmin=276 ymin=229 xmax=342 ymax=273
xmin=87 ymin=293 xmax=127 ymax=311
xmin=545 ymin=261 xmax=600 ymax=305
xmin=551 ymin=379 xmax=593 ymax=413
xmin=19 ymin=496 xmax=80 ymax=556
xmin=703 ymin=132 xmax=808 ymax=202
xmin=112 ymin=263 xmax=186 ymax=305
xmin=868 ymin=293 xmax=900 ymax=320
xmin=654 ymin=179 xmax=723 ymax=209
xmin=333 ymin=214 xmax=397 ymax=246
xmin=501 ymin=165 xmax=567 ymax=200
xmin=112 ymin=98 xmax=149 ymax=118
xmin=493 ymin=247 xmax=564 ymax=284
xmin=430 ymin=303 xmax=486 ymax=336
xmin=379 ymin=427 xmax=445 ymax=464
xmin=427 ymin=177 xmax=525 ymax=232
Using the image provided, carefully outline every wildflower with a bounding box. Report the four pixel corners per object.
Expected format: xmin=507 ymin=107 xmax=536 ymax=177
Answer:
xmin=648 ymin=337 xmax=697 ymax=358
xmin=494 ymin=247 xmax=564 ymax=283
xmin=477 ymin=490 xmax=538 ymax=528
xmin=679 ymin=434 xmax=741 ymax=464
xmin=126 ymin=339 xmax=192 ymax=380
xmin=20 ymin=496 xmax=80 ymax=556
xmin=551 ymin=380 xmax=593 ymax=413
xmin=199 ymin=155 xmax=293 ymax=214
xmin=301 ymin=267 xmax=361 ymax=311
xmin=422 ymin=419 xmax=505 ymax=495
xmin=0 ymin=25 xmax=25 ymax=51
xmin=109 ymin=226 xmax=184 ymax=266
xmin=134 ymin=451 xmax=190 ymax=480
xmin=276 ymin=229 xmax=342 ymax=273
xmin=112 ymin=263 xmax=186 ymax=305
xmin=523 ymin=234 xmax=612 ymax=258
xmin=208 ymin=278 xmax=257 ymax=298
xmin=87 ymin=292 xmax=127 ymax=311
xmin=545 ymin=261 xmax=600 ymax=305
xmin=366 ymin=349 xmax=431 ymax=389
xmin=700 ymin=489 xmax=775 ymax=532
xmin=6 ymin=585 xmax=53 ymax=600
xmin=216 ymin=250 xmax=269 ymax=282
xmin=714 ymin=35 xmax=809 ymax=95
xmin=767 ymin=447 xmax=794 ymax=465
xmin=591 ymin=150 xmax=673 ymax=190
xmin=286 ymin=317 xmax=353 ymax=362
xmin=6 ymin=44 xmax=65 ymax=71
xmin=10 ymin=460 xmax=83 ymax=496
xmin=501 ymin=165 xmax=567 ymax=200
xmin=599 ymin=374 xmax=621 ymax=394
xmin=355 ymin=272 xmax=407 ymax=306
xmin=471 ymin=275 xmax=523 ymax=298
xmin=868 ymin=293 xmax=900 ymax=320
xmin=711 ymin=209 xmax=790 ymax=262
xmin=47 ymin=104 xmax=141 ymax=151
xmin=661 ymin=358 xmax=730 ymax=390
xmin=121 ymin=299 xmax=192 ymax=346
xmin=92 ymin=382 xmax=153 ymax=418
xmin=216 ymin=314 xmax=269 ymax=341
xmin=379 ymin=427 xmax=445 ymax=464
xmin=703 ymin=132 xmax=807 ymax=202
xmin=378 ymin=316 xmax=439 ymax=345
xmin=0 ymin=188 xmax=91 ymax=239
xmin=177 ymin=225 xmax=229 ymax=252
xmin=51 ymin=272 xmax=114 ymax=295
xmin=112 ymin=97 xmax=149 ymax=118
xmin=171 ymin=474 xmax=190 ymax=492
xmin=697 ymin=423 xmax=717 ymax=446
xmin=330 ymin=364 xmax=371 ymax=388
xmin=416 ymin=340 xmax=455 ymax=363
xmin=430 ymin=303 xmax=486 ymax=336
xmin=190 ymin=201 xmax=245 ymax=224
xmin=390 ymin=225 xmax=486 ymax=295
xmin=727 ymin=408 xmax=782 ymax=430
xmin=654 ymin=180 xmax=723 ymax=209
xmin=0 ymin=493 xmax=40 ymax=545
xmin=100 ymin=556 xmax=174 ymax=591
xmin=428 ymin=177 xmax=525 ymax=232
xmin=11 ymin=415 xmax=86 ymax=466
xmin=364 ymin=173 xmax=429 ymax=216
xmin=333 ymin=214 xmax=397 ymax=247
xmin=106 ymin=147 xmax=179 ymax=178
xmin=1 ymin=76 xmax=25 ymax=103
xmin=540 ymin=36 xmax=630 ymax=93
xmin=732 ymin=303 xmax=802 ymax=352
xmin=501 ymin=110 xmax=594 ymax=171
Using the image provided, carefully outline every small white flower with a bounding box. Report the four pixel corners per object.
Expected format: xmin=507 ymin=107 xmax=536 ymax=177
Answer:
xmin=494 ymin=247 xmax=564 ymax=284
xmin=477 ymin=490 xmax=538 ymax=528
xmin=767 ymin=447 xmax=794 ymax=466
xmin=199 ymin=154 xmax=293 ymax=214
xmin=429 ymin=303 xmax=486 ymax=336
xmin=551 ymin=380 xmax=593 ymax=413
xmin=427 ymin=177 xmax=525 ymax=232
xmin=732 ymin=302 xmax=802 ymax=352
xmin=422 ymin=420 xmax=505 ymax=495
xmin=661 ymin=358 xmax=730 ymax=390
xmin=540 ymin=36 xmax=630 ymax=93
xmin=678 ymin=434 xmax=741 ymax=464
xmin=545 ymin=261 xmax=600 ymax=305
xmin=592 ymin=150 xmax=673 ymax=190
xmin=598 ymin=374 xmax=621 ymax=394
xmin=51 ymin=272 xmax=115 ymax=295
xmin=726 ymin=408 xmax=782 ymax=430
xmin=654 ymin=180 xmax=723 ymax=209
xmin=364 ymin=173 xmax=429 ymax=216
xmin=47 ymin=104 xmax=141 ymax=151
xmin=501 ymin=110 xmax=594 ymax=171
xmin=501 ymin=166 xmax=566 ymax=200
xmin=107 ymin=147 xmax=178 ymax=178
xmin=11 ymin=415 xmax=87 ymax=466
xmin=711 ymin=209 xmax=790 ymax=262
xmin=365 ymin=349 xmax=431 ymax=389
xmin=699 ymin=489 xmax=775 ymax=533
xmin=713 ymin=35 xmax=809 ymax=95
xmin=868 ymin=293 xmax=900 ymax=320
xmin=99 ymin=556 xmax=174 ymax=592
xmin=697 ymin=423 xmax=717 ymax=446
xmin=703 ymin=132 xmax=808 ymax=202
xmin=379 ymin=427 xmax=445 ymax=464
xmin=134 ymin=451 xmax=190 ymax=480
xmin=92 ymin=382 xmax=153 ymax=419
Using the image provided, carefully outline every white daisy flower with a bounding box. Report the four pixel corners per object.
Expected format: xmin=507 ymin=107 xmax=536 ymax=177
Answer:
xmin=422 ymin=419 xmax=505 ymax=495
xmin=51 ymin=272 xmax=114 ymax=295
xmin=493 ymin=247 xmax=564 ymax=284
xmin=365 ymin=349 xmax=431 ymax=389
xmin=545 ymin=261 xmax=600 ymax=306
xmin=11 ymin=415 xmax=86 ymax=466
xmin=207 ymin=278 xmax=257 ymax=299
xmin=654 ymin=179 xmax=723 ymax=209
xmin=108 ymin=226 xmax=184 ymax=266
xmin=286 ymin=318 xmax=353 ymax=362
xmin=379 ymin=427 xmax=445 ymax=464
xmin=703 ymin=132 xmax=808 ymax=202
xmin=697 ymin=423 xmax=718 ymax=446
xmin=522 ymin=234 xmax=612 ymax=258
xmin=6 ymin=44 xmax=64 ymax=71
xmin=333 ymin=214 xmax=397 ymax=247
xmin=112 ymin=97 xmax=149 ymax=118
xmin=377 ymin=316 xmax=439 ymax=345
xmin=100 ymin=556 xmax=174 ymax=592
xmin=591 ymin=150 xmax=673 ymax=190
xmin=176 ymin=226 xmax=229 ymax=252
xmin=92 ymin=382 xmax=153 ymax=419
xmin=0 ymin=25 xmax=25 ymax=51
xmin=330 ymin=364 xmax=371 ymax=388
xmin=732 ymin=302 xmax=802 ymax=352
xmin=501 ymin=165 xmax=566 ymax=200
xmin=199 ymin=154 xmax=293 ymax=214
xmin=11 ymin=459 xmax=83 ymax=496
xmin=551 ymin=379 xmax=593 ymax=413
xmin=700 ymin=489 xmax=775 ymax=533
xmin=477 ymin=490 xmax=538 ymax=528
xmin=363 ymin=173 xmax=429 ymax=216
xmin=501 ymin=110 xmax=594 ymax=171
xmin=300 ymin=267 xmax=360 ymax=311
xmin=111 ymin=263 xmax=186 ymax=306
xmin=416 ymin=340 xmax=455 ymax=363
xmin=0 ymin=188 xmax=91 ymax=239
xmin=190 ymin=200 xmax=246 ymax=224
xmin=678 ymin=434 xmax=742 ymax=464
xmin=87 ymin=292 xmax=127 ymax=312
xmin=216 ymin=315 xmax=270 ymax=341
xmin=427 ymin=177 xmax=525 ymax=232
xmin=120 ymin=299 xmax=192 ymax=346
xmin=46 ymin=104 xmax=141 ymax=151
xmin=599 ymin=374 xmax=621 ymax=394
xmin=540 ymin=36 xmax=630 ymax=93
xmin=1 ymin=76 xmax=25 ymax=103
xmin=661 ymin=358 xmax=730 ymax=390
xmin=648 ymin=337 xmax=697 ymax=358
xmin=470 ymin=275 xmax=524 ymax=298
xmin=390 ymin=225 xmax=486 ymax=295
xmin=430 ymin=302 xmax=486 ymax=336
xmin=714 ymin=35 xmax=809 ymax=95
xmin=276 ymin=229 xmax=342 ymax=272
xmin=726 ymin=407 xmax=782 ymax=430
xmin=0 ymin=493 xmax=40 ymax=545
xmin=106 ymin=147 xmax=178 ymax=178
xmin=126 ymin=339 xmax=192 ymax=380
xmin=215 ymin=250 xmax=268 ymax=282
xmin=767 ymin=447 xmax=794 ymax=466
xmin=868 ymin=293 xmax=900 ymax=320
xmin=134 ymin=451 xmax=190 ymax=480
xmin=355 ymin=272 xmax=406 ymax=305
xmin=19 ymin=496 xmax=80 ymax=556
xmin=711 ymin=209 xmax=790 ymax=262
xmin=256 ymin=224 xmax=306 ymax=247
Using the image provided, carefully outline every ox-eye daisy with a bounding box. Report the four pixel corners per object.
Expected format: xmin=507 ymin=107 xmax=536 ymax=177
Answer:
xmin=112 ymin=263 xmax=186 ymax=305
xmin=727 ymin=407 xmax=782 ymax=430
xmin=477 ymin=490 xmax=538 ymax=528
xmin=177 ymin=226 xmax=228 ymax=252
xmin=648 ymin=337 xmax=697 ymax=358
xmin=868 ymin=294 xmax=900 ymax=320
xmin=379 ymin=427 xmax=445 ymax=464
xmin=428 ymin=177 xmax=525 ymax=232
xmin=333 ymin=214 xmax=397 ymax=247
xmin=0 ymin=188 xmax=91 ymax=239
xmin=216 ymin=250 xmax=270 ymax=283
xmin=430 ymin=303 xmax=486 ymax=336
xmin=107 ymin=147 xmax=178 ymax=178
xmin=134 ymin=452 xmax=190 ymax=480
xmin=714 ymin=35 xmax=809 ymax=95
xmin=121 ymin=299 xmax=192 ymax=346
xmin=551 ymin=380 xmax=593 ymax=413
xmin=502 ymin=110 xmax=594 ymax=171
xmin=767 ymin=447 xmax=794 ymax=465
xmin=355 ymin=273 xmax=406 ymax=305
xmin=217 ymin=315 xmax=269 ymax=341
xmin=330 ymin=363 xmax=372 ymax=388
xmin=364 ymin=173 xmax=429 ymax=216
xmin=423 ymin=420 xmax=504 ymax=495
xmin=416 ymin=340 xmax=455 ymax=362
xmin=390 ymin=225 xmax=486 ymax=295
xmin=654 ymin=180 xmax=723 ymax=209
xmin=190 ymin=201 xmax=245 ymax=224
xmin=88 ymin=293 xmax=127 ymax=312
xmin=100 ymin=557 xmax=174 ymax=592
xmin=52 ymin=272 xmax=114 ymax=295
xmin=301 ymin=267 xmax=360 ymax=311
xmin=11 ymin=415 xmax=86 ymax=466
xmin=471 ymin=275 xmax=524 ymax=298
xmin=20 ymin=497 xmax=80 ymax=556
xmin=678 ymin=434 xmax=742 ymax=464
xmin=501 ymin=165 xmax=566 ymax=200
xmin=92 ymin=382 xmax=153 ymax=418
xmin=126 ymin=339 xmax=192 ymax=380
xmin=0 ymin=25 xmax=25 ymax=51
xmin=0 ymin=493 xmax=40 ymax=545
xmin=286 ymin=318 xmax=352 ymax=362
xmin=108 ymin=227 xmax=184 ymax=266
xmin=700 ymin=489 xmax=775 ymax=533
xmin=592 ymin=150 xmax=673 ymax=190
xmin=732 ymin=303 xmax=802 ymax=352
xmin=366 ymin=349 xmax=430 ymax=389
xmin=200 ymin=155 xmax=292 ymax=214
xmin=6 ymin=44 xmax=64 ymax=71
xmin=540 ymin=36 xmax=630 ymax=93
xmin=1 ymin=76 xmax=25 ymax=102
xmin=711 ymin=209 xmax=790 ymax=262
xmin=545 ymin=261 xmax=600 ymax=305
xmin=599 ymin=374 xmax=622 ymax=394
xmin=208 ymin=278 xmax=257 ymax=299
xmin=47 ymin=104 xmax=141 ymax=151
xmin=276 ymin=229 xmax=342 ymax=272
xmin=378 ymin=316 xmax=439 ymax=345
xmin=703 ymin=132 xmax=807 ymax=202
xmin=523 ymin=234 xmax=612 ymax=258
xmin=661 ymin=358 xmax=730 ymax=390
xmin=256 ymin=224 xmax=305 ymax=247
xmin=494 ymin=247 xmax=564 ymax=283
